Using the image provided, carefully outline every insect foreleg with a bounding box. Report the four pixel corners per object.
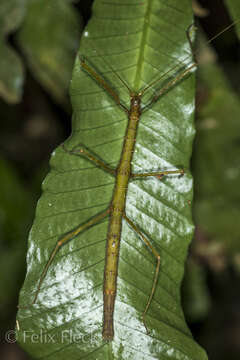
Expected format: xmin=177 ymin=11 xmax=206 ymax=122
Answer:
xmin=123 ymin=214 xmax=161 ymax=335
xmin=186 ymin=23 xmax=198 ymax=63
xmin=142 ymin=62 xmax=196 ymax=112
xmin=131 ymin=169 xmax=184 ymax=180
xmin=80 ymin=56 xmax=128 ymax=113
xmin=20 ymin=208 xmax=110 ymax=308
xmin=62 ymin=144 xmax=115 ymax=176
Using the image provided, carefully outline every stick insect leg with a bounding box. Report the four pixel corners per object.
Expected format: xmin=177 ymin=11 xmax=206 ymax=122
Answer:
xmin=142 ymin=24 xmax=197 ymax=112
xmin=80 ymin=56 xmax=128 ymax=113
xmin=142 ymin=60 xmax=196 ymax=111
xmin=20 ymin=208 xmax=110 ymax=308
xmin=62 ymin=144 xmax=115 ymax=176
xmin=123 ymin=214 xmax=161 ymax=335
xmin=131 ymin=169 xmax=184 ymax=180
xmin=186 ymin=23 xmax=197 ymax=63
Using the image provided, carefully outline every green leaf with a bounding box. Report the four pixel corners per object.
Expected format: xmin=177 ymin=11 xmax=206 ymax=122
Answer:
xmin=0 ymin=41 xmax=24 ymax=103
xmin=191 ymin=1 xmax=240 ymax=265
xmin=225 ymin=0 xmax=240 ymax=39
xmin=0 ymin=155 xmax=33 ymax=325
xmin=0 ymin=0 xmax=26 ymax=103
xmin=17 ymin=0 xmax=83 ymax=107
xmin=182 ymin=260 xmax=210 ymax=322
xmin=17 ymin=1 xmax=207 ymax=359
xmin=193 ymin=58 xmax=240 ymax=255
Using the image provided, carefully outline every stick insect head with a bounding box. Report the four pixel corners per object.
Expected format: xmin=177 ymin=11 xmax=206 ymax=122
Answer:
xmin=130 ymin=92 xmax=142 ymax=108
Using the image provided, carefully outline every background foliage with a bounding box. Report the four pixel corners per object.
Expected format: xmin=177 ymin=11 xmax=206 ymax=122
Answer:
xmin=0 ymin=0 xmax=240 ymax=359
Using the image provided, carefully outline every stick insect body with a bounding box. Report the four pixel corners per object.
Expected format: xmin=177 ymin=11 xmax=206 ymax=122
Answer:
xmin=22 ymin=21 xmax=238 ymax=341
xmin=79 ymin=48 xmax=195 ymax=339
xmin=28 ymin=40 xmax=193 ymax=339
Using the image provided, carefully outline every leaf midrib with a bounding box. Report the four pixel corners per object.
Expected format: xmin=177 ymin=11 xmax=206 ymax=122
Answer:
xmin=134 ymin=0 xmax=154 ymax=90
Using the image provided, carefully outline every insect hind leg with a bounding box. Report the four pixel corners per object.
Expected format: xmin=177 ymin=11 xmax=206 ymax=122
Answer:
xmin=18 ymin=208 xmax=110 ymax=308
xmin=123 ymin=214 xmax=161 ymax=335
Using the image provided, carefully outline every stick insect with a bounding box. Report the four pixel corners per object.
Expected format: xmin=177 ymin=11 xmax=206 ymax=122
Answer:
xmin=20 ymin=19 xmax=238 ymax=342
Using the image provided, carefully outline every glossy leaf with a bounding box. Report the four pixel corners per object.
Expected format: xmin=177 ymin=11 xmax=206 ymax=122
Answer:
xmin=17 ymin=1 xmax=207 ymax=359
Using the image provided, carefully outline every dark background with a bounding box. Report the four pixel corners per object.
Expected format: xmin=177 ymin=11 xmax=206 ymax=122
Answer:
xmin=1 ymin=0 xmax=240 ymax=359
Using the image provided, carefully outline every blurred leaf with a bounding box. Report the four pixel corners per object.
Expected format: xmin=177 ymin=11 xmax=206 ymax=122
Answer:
xmin=0 ymin=156 xmax=33 ymax=324
xmin=182 ymin=260 xmax=211 ymax=322
xmin=0 ymin=41 xmax=24 ymax=103
xmin=225 ymin=0 xmax=240 ymax=39
xmin=0 ymin=0 xmax=26 ymax=33
xmin=17 ymin=0 xmax=83 ymax=108
xmin=17 ymin=1 xmax=207 ymax=359
xmin=194 ymin=58 xmax=240 ymax=254
xmin=0 ymin=0 xmax=26 ymax=103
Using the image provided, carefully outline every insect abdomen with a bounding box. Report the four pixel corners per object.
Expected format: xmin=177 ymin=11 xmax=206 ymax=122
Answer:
xmin=102 ymin=101 xmax=141 ymax=340
xmin=102 ymin=203 xmax=124 ymax=340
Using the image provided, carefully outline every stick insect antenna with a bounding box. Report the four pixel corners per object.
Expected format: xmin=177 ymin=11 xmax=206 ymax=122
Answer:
xmin=140 ymin=19 xmax=240 ymax=97
xmin=206 ymin=19 xmax=240 ymax=45
xmin=139 ymin=58 xmax=191 ymax=97
xmin=85 ymin=35 xmax=133 ymax=96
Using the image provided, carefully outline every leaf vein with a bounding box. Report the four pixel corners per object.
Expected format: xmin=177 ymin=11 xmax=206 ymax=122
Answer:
xmin=38 ymin=202 xmax=109 ymax=220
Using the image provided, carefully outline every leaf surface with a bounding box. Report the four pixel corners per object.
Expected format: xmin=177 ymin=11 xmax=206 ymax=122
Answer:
xmin=17 ymin=1 xmax=207 ymax=359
